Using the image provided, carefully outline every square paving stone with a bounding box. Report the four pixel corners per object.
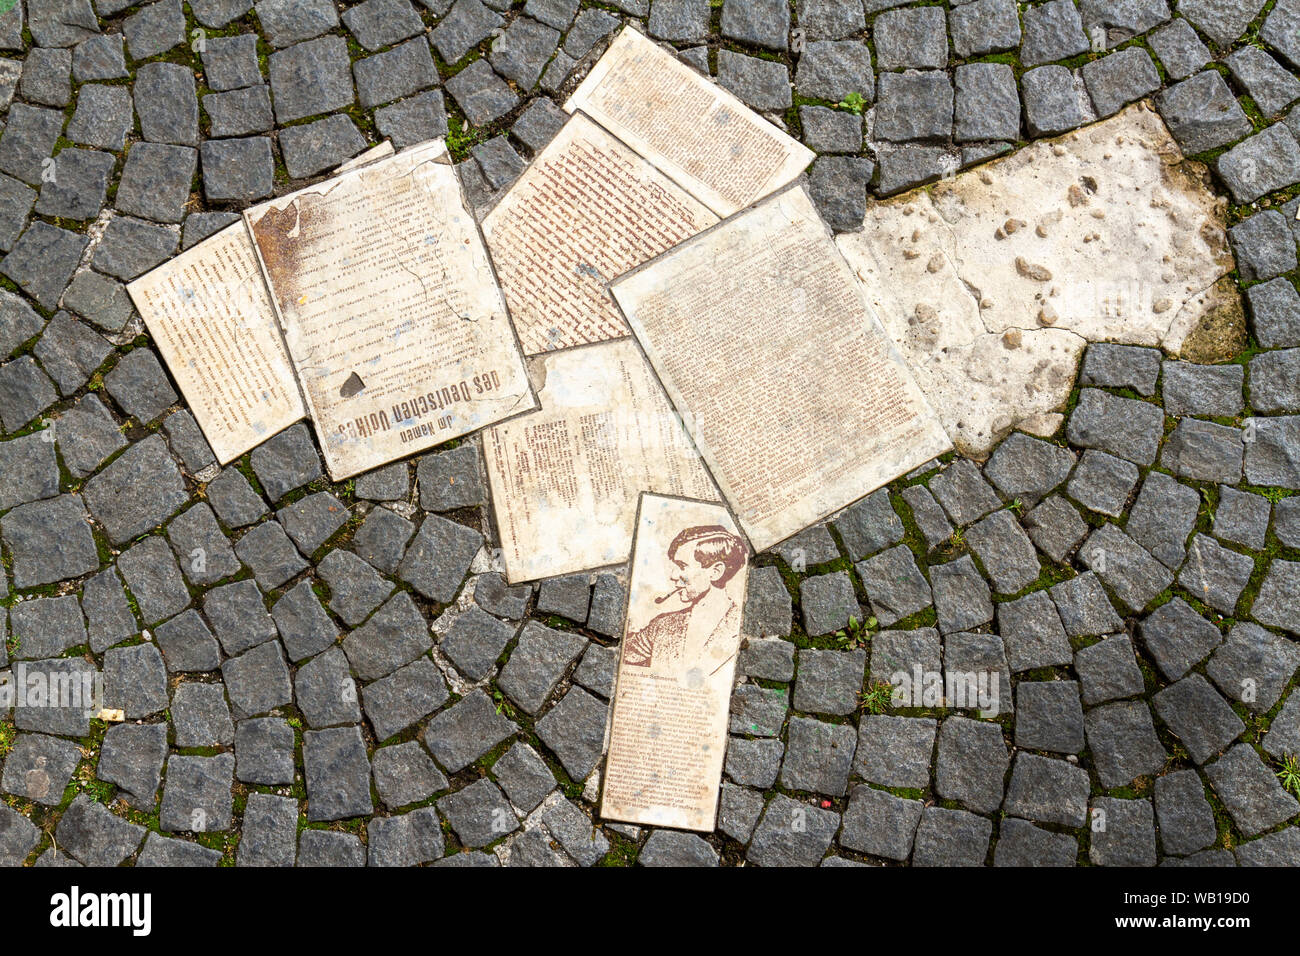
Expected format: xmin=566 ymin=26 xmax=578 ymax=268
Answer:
xmin=720 ymin=0 xmax=788 ymax=50
xmin=869 ymin=626 xmax=941 ymax=694
xmin=354 ymin=460 xmax=410 ymax=502
xmin=123 ymin=0 xmax=186 ymax=60
xmin=13 ymin=658 xmax=96 ymax=737
xmin=350 ymin=506 xmax=414 ymax=575
xmin=488 ymin=16 xmax=558 ymax=91
xmin=2 ymin=223 xmax=87 ymax=311
xmin=1138 ymin=597 xmax=1223 ymax=681
xmin=1067 ymin=450 xmax=1138 ymax=519
xmin=1082 ymin=47 xmax=1159 ymax=117
xmin=438 ymin=778 xmax=518 ymax=847
xmin=741 ymin=568 xmax=793 ymax=641
xmin=343 ymin=0 xmax=425 ymax=51
xmin=62 ymin=271 xmax=134 ymax=334
xmin=53 ymin=397 xmax=127 ymax=485
xmin=235 ymin=717 xmax=295 ymax=784
xmin=166 ymin=503 xmax=241 ymax=587
xmin=1073 ymin=634 xmax=1146 ymax=706
xmin=249 ymin=423 xmax=322 ymax=501
xmin=993 ymin=818 xmax=1076 ymax=867
xmin=1149 ymin=18 xmax=1210 ymax=81
xmin=341 ymin=591 xmax=430 ymax=682
xmin=268 ymin=36 xmax=354 ymax=124
xmin=1067 ymin=389 xmax=1164 ymax=466
xmin=236 ymin=792 xmax=298 ymax=866
xmin=362 ymin=656 xmax=448 ymax=742
xmin=1178 ymin=533 xmax=1254 ymax=615
xmin=297 ymin=829 xmax=365 ymax=867
xmin=1 ymin=733 xmax=81 ymax=805
xmin=295 ymin=646 xmax=361 ymax=729
xmin=1154 ymin=768 xmax=1217 ymax=856
xmin=0 ymin=104 xmax=63 ymax=186
xmin=171 ymin=682 xmax=235 ymax=748
xmin=997 ymin=590 xmax=1071 ymax=672
xmin=255 ymin=0 xmax=339 ymax=47
xmin=831 ymin=488 xmax=903 ymax=561
xmin=1023 ymin=494 xmax=1087 ymax=563
xmin=1015 ymin=681 xmax=1085 ymax=754
xmin=33 ymin=147 xmax=113 ymax=221
xmin=1245 ymin=416 xmax=1300 ymax=490
xmin=1124 ymin=471 xmax=1200 ymax=570
xmin=398 ymin=514 xmax=483 ymax=603
xmin=423 ymin=689 xmax=517 ymax=773
xmin=793 ymin=647 xmax=865 ymax=716
xmin=0 ymin=287 xmax=45 ymax=360
xmin=303 ymin=726 xmax=373 ymax=821
xmin=572 ymin=643 xmax=616 ymax=699
xmin=1153 ymin=673 xmax=1245 ymax=765
xmin=355 ymin=37 xmax=438 ymax=112
xmin=277 ymin=492 xmax=348 ymax=556
xmin=874 ymin=6 xmax=947 ymax=71
xmin=1089 ymin=797 xmax=1156 ymax=867
xmin=965 ymin=508 xmax=1039 ymax=593
xmin=1250 ymin=348 xmax=1300 ymax=414
xmin=724 ymin=735 xmax=784 ymax=789
xmin=746 ymin=793 xmax=839 ymax=866
xmin=1084 ymin=700 xmax=1168 ymax=789
xmin=1217 ymin=124 xmax=1300 ymax=204
xmin=1163 ymin=359 xmax=1245 ymax=417
xmin=0 ymin=432 xmax=58 ymax=511
xmin=912 ymin=806 xmax=991 ymax=867
xmin=1022 ymin=64 xmax=1092 ymax=136
xmin=1002 ymin=752 xmax=1090 ymax=826
xmin=66 ymin=85 xmax=133 ymax=152
xmin=984 ymin=434 xmax=1077 ymax=506
xmin=221 ymin=640 xmax=292 ymax=717
xmin=91 ymin=216 xmax=179 ymax=281
xmin=1079 ymin=523 xmax=1173 ymax=613
xmin=206 ymin=466 xmax=268 ymax=529
xmin=930 ymin=459 xmax=1003 ymax=527
xmin=543 ymin=797 xmax=609 ymax=866
xmin=799 ymin=570 xmax=861 ymax=636
xmin=1207 ymin=622 xmax=1300 ymax=713
xmin=511 ymin=96 xmax=567 ymax=154
xmin=135 ymin=62 xmax=199 ymax=146
xmin=738 ymin=635 xmax=795 ymax=684
xmin=201 ymin=33 xmax=262 ymax=91
xmin=19 ymin=48 xmax=70 ymax=107
xmin=83 ymin=567 xmax=138 ymax=654
xmin=204 ymin=85 xmax=275 ymax=138
xmin=1207 ymin=743 xmax=1300 ymax=836
xmin=1235 ymin=828 xmax=1300 ymax=866
xmin=636 ymin=828 xmax=712 ymax=867
xmin=9 ymin=594 xmax=86 ymax=659
xmin=154 ymin=609 xmax=221 ymax=673
xmin=795 ymin=0 xmax=862 ymax=39
xmin=954 ymin=61 xmax=1019 ymax=142
xmin=648 ymin=0 xmax=710 ymax=42
xmin=117 ymin=535 xmax=191 ymax=625
xmin=536 ymin=573 xmax=590 ymax=623
xmin=57 ymin=795 xmax=146 ymax=865
xmin=116 ymin=142 xmax=196 ymax=226
xmin=200 ymin=136 xmax=275 ymax=203
xmin=874 ymin=70 xmax=953 ymax=142
xmin=729 ymin=684 xmax=789 ymax=737
xmin=234 ymin=521 xmax=308 ymax=591
xmin=1019 ymin=0 xmax=1089 ymax=67
xmin=473 ymin=571 xmax=532 ymax=621
xmin=368 ymin=807 xmax=446 ymax=866
xmin=97 ymin=722 xmax=166 ymax=809
xmin=717 ymin=783 xmax=764 ymax=843
xmin=935 ymin=716 xmax=1008 ymax=813
xmin=534 ymin=686 xmax=607 ymax=781
xmin=441 ymin=605 xmax=516 ymax=681
xmin=498 ymin=621 xmax=587 ymax=716
xmin=32 ymin=313 xmax=111 ymax=397
xmin=416 ymin=441 xmax=486 ymax=512
xmin=492 ymin=742 xmax=554 ymax=812
xmin=839 ymin=785 xmax=923 ymax=862
xmin=1227 ymin=45 xmax=1300 ymax=117
xmin=949 ymin=0 xmax=1021 ymax=58
xmin=1080 ymin=343 xmax=1162 ymax=395
xmin=1231 ymin=209 xmax=1298 ymax=282
xmin=204 ymin=578 xmax=277 ymax=655
xmin=800 ymin=105 xmax=862 ymax=153
xmin=161 ymin=753 xmax=235 ymax=832
xmin=373 ymin=740 xmax=448 ymax=808
xmin=930 ymin=556 xmax=994 ymax=634
xmin=717 ymin=49 xmax=791 ymax=112
xmin=779 ymin=716 xmax=856 ymax=796
xmin=853 ymin=715 xmax=935 ymax=789
xmin=432 ymin=0 xmax=504 ymax=63
xmin=794 ymin=39 xmax=873 ymax=103
xmin=523 ymin=0 xmax=578 ymax=30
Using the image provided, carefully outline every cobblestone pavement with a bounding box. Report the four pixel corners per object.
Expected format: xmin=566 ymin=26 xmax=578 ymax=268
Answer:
xmin=1 ymin=0 xmax=1299 ymax=868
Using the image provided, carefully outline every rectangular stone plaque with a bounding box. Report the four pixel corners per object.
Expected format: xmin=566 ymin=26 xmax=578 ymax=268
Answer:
xmin=566 ymin=26 xmax=814 ymax=218
xmin=483 ymin=338 xmax=718 ymax=583
xmin=601 ymin=492 xmax=749 ymax=832
xmin=244 ymin=139 xmax=536 ymax=480
xmin=483 ymin=111 xmax=718 ymax=355
xmin=610 ymin=184 xmax=953 ymax=553
xmin=127 ymin=222 xmax=306 ymax=465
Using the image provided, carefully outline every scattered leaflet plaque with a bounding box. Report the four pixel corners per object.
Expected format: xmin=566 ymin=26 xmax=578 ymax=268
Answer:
xmin=243 ymin=139 xmax=536 ymax=479
xmin=482 ymin=112 xmax=718 ymax=354
xmin=483 ymin=338 xmax=717 ymax=583
xmin=611 ymin=185 xmax=953 ymax=553
xmin=601 ymin=493 xmax=748 ymax=831
xmin=566 ymin=26 xmax=814 ymax=218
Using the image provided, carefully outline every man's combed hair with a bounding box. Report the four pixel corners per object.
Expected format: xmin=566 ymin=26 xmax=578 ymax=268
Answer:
xmin=668 ymin=524 xmax=746 ymax=587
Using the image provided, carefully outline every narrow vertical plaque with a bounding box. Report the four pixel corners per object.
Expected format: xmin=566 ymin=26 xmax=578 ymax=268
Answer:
xmin=601 ymin=493 xmax=749 ymax=832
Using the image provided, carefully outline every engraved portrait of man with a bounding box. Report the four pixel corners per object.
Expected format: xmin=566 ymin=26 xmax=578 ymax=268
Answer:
xmin=623 ymin=524 xmax=746 ymax=676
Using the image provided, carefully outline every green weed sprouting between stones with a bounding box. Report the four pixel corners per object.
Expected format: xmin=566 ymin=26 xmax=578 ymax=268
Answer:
xmin=837 ymin=92 xmax=866 ymax=115
xmin=858 ymin=681 xmax=894 ymax=715
xmin=834 ymin=614 xmax=875 ymax=648
xmin=1278 ymin=754 xmax=1300 ymax=799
